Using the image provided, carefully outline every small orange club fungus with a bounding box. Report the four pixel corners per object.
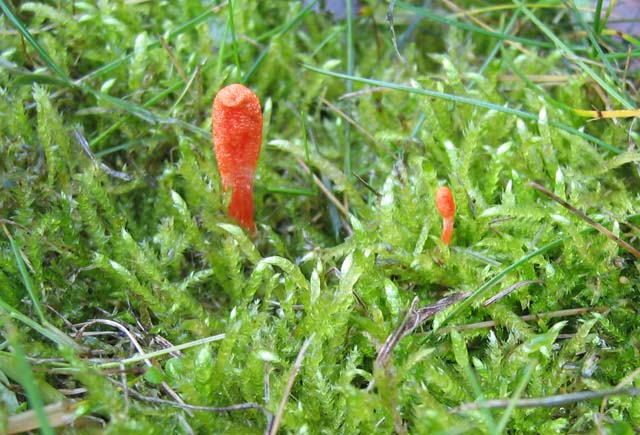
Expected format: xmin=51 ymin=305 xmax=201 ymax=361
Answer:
xmin=435 ymin=186 xmax=455 ymax=245
xmin=212 ymin=84 xmax=263 ymax=232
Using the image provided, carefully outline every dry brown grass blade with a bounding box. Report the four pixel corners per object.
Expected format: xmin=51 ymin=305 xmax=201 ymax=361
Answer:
xmin=527 ymin=181 xmax=640 ymax=258
xmin=436 ymin=306 xmax=609 ymax=335
xmin=8 ymin=401 xmax=79 ymax=434
xmin=482 ymin=280 xmax=542 ymax=306
xmin=374 ymin=292 xmax=469 ymax=370
xmin=452 ymin=388 xmax=640 ymax=413
xmin=267 ymin=335 xmax=314 ymax=435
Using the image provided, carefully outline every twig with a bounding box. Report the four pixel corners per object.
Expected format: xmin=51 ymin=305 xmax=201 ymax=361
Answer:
xmin=375 ymin=292 xmax=469 ymax=370
xmin=436 ymin=306 xmax=608 ymax=335
xmin=339 ymin=86 xmax=391 ymax=100
xmin=526 ymin=181 xmax=640 ymax=258
xmin=451 ymin=388 xmax=640 ymax=412
xmin=386 ymin=0 xmax=408 ymax=66
xmin=264 ymin=362 xmax=273 ymax=430
xmin=319 ymin=96 xmax=383 ymax=149
xmin=73 ymin=129 xmax=133 ymax=181
xmin=483 ymin=280 xmax=542 ymax=306
xmin=120 ymin=362 xmax=129 ymax=413
xmin=76 ymin=319 xmax=194 ymax=417
xmin=601 ymin=366 xmax=640 ymax=412
xmin=96 ymin=333 xmax=226 ymax=369
xmin=297 ymin=158 xmax=351 ymax=218
xmin=158 ymin=36 xmax=188 ymax=84
xmin=8 ymin=401 xmax=78 ymax=434
xmin=115 ymin=381 xmax=271 ymax=418
xmin=352 ymin=171 xmax=381 ymax=197
xmin=268 ymin=335 xmax=314 ymax=435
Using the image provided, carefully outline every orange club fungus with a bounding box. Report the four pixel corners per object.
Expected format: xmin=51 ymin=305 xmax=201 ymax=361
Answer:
xmin=435 ymin=186 xmax=455 ymax=245
xmin=212 ymin=84 xmax=263 ymax=232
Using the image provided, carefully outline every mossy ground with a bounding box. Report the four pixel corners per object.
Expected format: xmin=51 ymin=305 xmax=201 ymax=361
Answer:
xmin=1 ymin=1 xmax=639 ymax=434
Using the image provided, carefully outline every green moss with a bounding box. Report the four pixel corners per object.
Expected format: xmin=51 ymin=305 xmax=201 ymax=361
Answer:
xmin=1 ymin=0 xmax=639 ymax=433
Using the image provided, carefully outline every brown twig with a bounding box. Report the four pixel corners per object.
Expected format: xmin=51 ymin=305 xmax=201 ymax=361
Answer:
xmin=436 ymin=306 xmax=609 ymax=335
xmin=113 ymin=381 xmax=271 ymax=418
xmin=297 ymin=158 xmax=351 ymax=218
xmin=526 ymin=181 xmax=640 ymax=258
xmin=8 ymin=401 xmax=79 ymax=434
xmin=386 ymin=0 xmax=408 ymax=66
xmin=319 ymin=96 xmax=383 ymax=150
xmin=352 ymin=171 xmax=381 ymax=197
xmin=483 ymin=280 xmax=542 ymax=306
xmin=601 ymin=366 xmax=640 ymax=413
xmin=451 ymin=388 xmax=640 ymax=413
xmin=268 ymin=335 xmax=314 ymax=435
xmin=73 ymin=129 xmax=133 ymax=181
xmin=375 ymin=292 xmax=470 ymax=370
xmin=76 ymin=319 xmax=194 ymax=417
xmin=159 ymin=36 xmax=188 ymax=84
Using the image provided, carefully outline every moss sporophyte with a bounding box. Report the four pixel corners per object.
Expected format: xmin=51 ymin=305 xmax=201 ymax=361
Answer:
xmin=435 ymin=186 xmax=455 ymax=245
xmin=212 ymin=84 xmax=263 ymax=232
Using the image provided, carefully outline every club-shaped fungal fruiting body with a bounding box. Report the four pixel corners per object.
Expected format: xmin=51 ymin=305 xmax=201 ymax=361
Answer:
xmin=212 ymin=84 xmax=263 ymax=232
xmin=435 ymin=186 xmax=455 ymax=245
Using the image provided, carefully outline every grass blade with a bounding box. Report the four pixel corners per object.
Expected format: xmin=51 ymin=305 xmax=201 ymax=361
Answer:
xmin=344 ymin=0 xmax=355 ymax=177
xmin=515 ymin=0 xmax=635 ymax=110
xmin=4 ymin=322 xmax=55 ymax=435
xmin=302 ymin=65 xmax=623 ymax=154
xmin=394 ymin=1 xmax=583 ymax=51
xmin=495 ymin=362 xmax=535 ymax=433
xmin=435 ymin=237 xmax=565 ymax=330
xmin=0 ymin=1 xmax=70 ymax=83
xmin=80 ymin=7 xmax=216 ymax=81
xmin=8 ymin=238 xmax=45 ymax=323
xmin=227 ymin=0 xmax=241 ymax=79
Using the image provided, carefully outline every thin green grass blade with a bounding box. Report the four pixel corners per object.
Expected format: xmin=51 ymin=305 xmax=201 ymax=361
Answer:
xmin=227 ymin=0 xmax=241 ymax=79
xmin=81 ymin=85 xmax=157 ymax=123
xmin=80 ymin=8 xmax=215 ymax=80
xmin=265 ymin=186 xmax=316 ymax=196
xmin=0 ymin=1 xmax=70 ymax=83
xmin=568 ymin=2 xmax=626 ymax=100
xmin=4 ymin=230 xmax=84 ymax=350
xmin=301 ymin=110 xmax=318 ymax=194
xmin=410 ymin=112 xmax=426 ymax=140
xmin=451 ymin=331 xmax=497 ymax=432
xmin=98 ymin=333 xmax=226 ymax=369
xmin=256 ymin=0 xmax=318 ymax=42
xmin=0 ymin=298 xmax=74 ymax=348
xmin=244 ymin=0 xmax=318 ymax=83
xmin=5 ymin=322 xmax=54 ymax=435
xmin=435 ymin=211 xmax=639 ymax=330
xmin=9 ymin=238 xmax=45 ymax=323
xmin=435 ymin=237 xmax=565 ymax=330
xmin=477 ymin=8 xmax=521 ymax=76
xmin=302 ymin=65 xmax=623 ymax=154
xmin=90 ymin=81 xmax=183 ymax=151
xmin=168 ymin=68 xmax=200 ymax=115
xmin=606 ymin=49 xmax=640 ymax=60
xmin=499 ymin=47 xmax=574 ymax=113
xmin=243 ymin=47 xmax=269 ymax=84
xmin=495 ymin=362 xmax=535 ymax=433
xmin=600 ymin=0 xmax=616 ymax=34
xmin=593 ymin=0 xmax=604 ymax=34
xmin=215 ymin=16 xmax=230 ymax=80
xmin=344 ymin=0 xmax=355 ymax=177
xmin=12 ymin=73 xmax=69 ymax=87
xmin=515 ymin=0 xmax=635 ymax=110
xmin=394 ymin=0 xmax=584 ymax=51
